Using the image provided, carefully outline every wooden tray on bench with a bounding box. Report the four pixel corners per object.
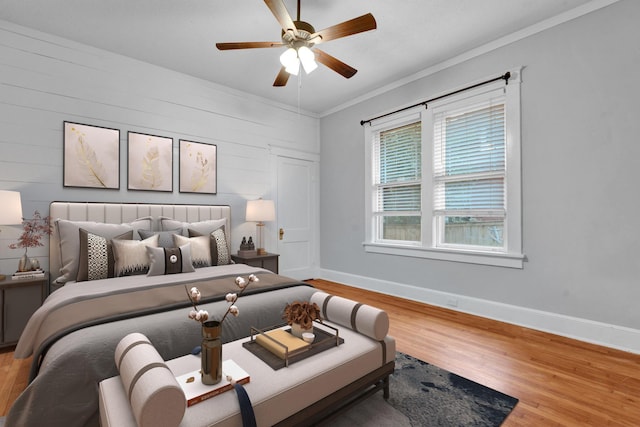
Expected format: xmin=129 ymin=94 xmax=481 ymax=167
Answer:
xmin=243 ymin=322 xmax=344 ymax=370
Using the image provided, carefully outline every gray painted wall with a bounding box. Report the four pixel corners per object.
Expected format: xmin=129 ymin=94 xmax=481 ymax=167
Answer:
xmin=0 ymin=20 xmax=319 ymax=275
xmin=319 ymin=0 xmax=640 ymax=340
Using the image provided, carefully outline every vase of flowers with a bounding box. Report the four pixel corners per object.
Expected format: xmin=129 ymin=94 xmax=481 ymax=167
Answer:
xmin=9 ymin=210 xmax=52 ymax=272
xmin=283 ymin=301 xmax=322 ymax=338
xmin=186 ymin=274 xmax=259 ymax=385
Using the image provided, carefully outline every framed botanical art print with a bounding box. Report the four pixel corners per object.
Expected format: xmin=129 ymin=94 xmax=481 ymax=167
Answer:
xmin=63 ymin=121 xmax=120 ymax=189
xmin=127 ymin=131 xmax=173 ymax=192
xmin=179 ymin=140 xmax=217 ymax=194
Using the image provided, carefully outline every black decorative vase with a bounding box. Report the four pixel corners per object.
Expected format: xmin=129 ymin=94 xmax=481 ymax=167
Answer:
xmin=201 ymin=320 xmax=222 ymax=385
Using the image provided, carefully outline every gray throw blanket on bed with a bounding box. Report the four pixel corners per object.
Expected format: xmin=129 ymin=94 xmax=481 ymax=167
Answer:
xmin=7 ymin=265 xmax=316 ymax=427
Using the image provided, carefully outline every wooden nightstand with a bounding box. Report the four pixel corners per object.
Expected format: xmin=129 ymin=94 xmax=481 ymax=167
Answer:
xmin=231 ymin=252 xmax=279 ymax=274
xmin=0 ymin=272 xmax=47 ymax=348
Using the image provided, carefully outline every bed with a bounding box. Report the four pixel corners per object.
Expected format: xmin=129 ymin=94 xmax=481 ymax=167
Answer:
xmin=7 ymin=202 xmax=317 ymax=427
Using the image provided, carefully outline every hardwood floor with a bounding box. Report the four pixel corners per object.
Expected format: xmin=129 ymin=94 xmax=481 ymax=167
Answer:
xmin=307 ymin=279 xmax=639 ymax=427
xmin=2 ymin=279 xmax=639 ymax=425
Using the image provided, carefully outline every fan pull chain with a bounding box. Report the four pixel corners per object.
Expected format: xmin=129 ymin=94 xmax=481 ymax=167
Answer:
xmin=297 ymin=72 xmax=302 ymax=115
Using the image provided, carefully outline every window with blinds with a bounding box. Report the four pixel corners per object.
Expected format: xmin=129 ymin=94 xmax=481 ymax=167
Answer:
xmin=373 ymin=121 xmax=422 ymax=242
xmin=364 ymin=71 xmax=522 ymax=267
xmin=433 ymin=97 xmax=506 ymax=249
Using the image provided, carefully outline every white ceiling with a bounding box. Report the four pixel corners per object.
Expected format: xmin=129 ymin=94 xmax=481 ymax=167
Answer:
xmin=1 ymin=0 xmax=603 ymax=115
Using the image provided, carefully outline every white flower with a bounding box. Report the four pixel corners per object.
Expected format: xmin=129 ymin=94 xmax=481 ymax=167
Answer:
xmin=189 ymin=287 xmax=201 ymax=302
xmin=248 ymin=274 xmax=259 ymax=282
xmin=229 ymin=305 xmax=239 ymax=317
xmin=226 ymin=293 xmax=237 ymax=303
xmin=195 ymin=309 xmax=209 ymax=321
xmin=235 ymin=276 xmax=247 ymax=288
xmin=188 ymin=310 xmax=198 ymax=320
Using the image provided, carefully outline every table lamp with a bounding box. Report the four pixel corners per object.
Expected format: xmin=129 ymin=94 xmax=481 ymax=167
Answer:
xmin=0 ymin=190 xmax=24 ymax=280
xmin=245 ymin=199 xmax=275 ymax=255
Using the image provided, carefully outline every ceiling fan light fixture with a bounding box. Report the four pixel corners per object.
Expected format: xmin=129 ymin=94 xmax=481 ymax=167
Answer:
xmin=298 ymin=46 xmax=317 ymax=74
xmin=279 ymin=47 xmax=297 ymax=66
xmin=285 ymin=59 xmax=300 ymax=75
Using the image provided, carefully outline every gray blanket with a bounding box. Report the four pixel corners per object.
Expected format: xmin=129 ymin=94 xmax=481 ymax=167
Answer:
xmin=7 ymin=265 xmax=316 ymax=427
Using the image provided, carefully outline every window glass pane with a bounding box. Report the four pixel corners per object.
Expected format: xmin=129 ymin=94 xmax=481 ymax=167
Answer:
xmin=381 ymin=216 xmax=421 ymax=242
xmin=443 ymin=216 xmax=504 ymax=247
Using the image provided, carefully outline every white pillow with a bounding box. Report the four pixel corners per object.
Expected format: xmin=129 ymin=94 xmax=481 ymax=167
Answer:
xmin=112 ymin=234 xmax=159 ymax=276
xmin=173 ymin=234 xmax=211 ymax=268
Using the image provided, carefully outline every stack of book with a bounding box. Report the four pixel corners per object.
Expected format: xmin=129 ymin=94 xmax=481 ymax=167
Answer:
xmin=255 ymin=329 xmax=310 ymax=359
xmin=176 ymin=360 xmax=250 ymax=406
xmin=12 ymin=269 xmax=45 ymax=280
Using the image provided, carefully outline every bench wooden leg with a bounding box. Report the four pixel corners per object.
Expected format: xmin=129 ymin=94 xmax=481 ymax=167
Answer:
xmin=383 ymin=375 xmax=390 ymax=399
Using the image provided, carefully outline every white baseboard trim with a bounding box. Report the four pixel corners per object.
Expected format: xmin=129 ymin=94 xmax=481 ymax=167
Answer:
xmin=319 ymin=269 xmax=640 ymax=355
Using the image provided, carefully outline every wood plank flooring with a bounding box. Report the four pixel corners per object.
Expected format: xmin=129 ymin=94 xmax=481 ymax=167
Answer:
xmin=2 ymin=279 xmax=639 ymax=425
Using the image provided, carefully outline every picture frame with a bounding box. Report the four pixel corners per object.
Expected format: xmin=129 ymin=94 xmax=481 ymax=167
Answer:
xmin=127 ymin=131 xmax=173 ymax=192
xmin=179 ymin=140 xmax=217 ymax=194
xmin=63 ymin=121 xmax=120 ymax=189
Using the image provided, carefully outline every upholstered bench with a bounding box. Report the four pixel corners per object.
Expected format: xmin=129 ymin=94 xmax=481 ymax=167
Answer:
xmin=98 ymin=292 xmax=396 ymax=427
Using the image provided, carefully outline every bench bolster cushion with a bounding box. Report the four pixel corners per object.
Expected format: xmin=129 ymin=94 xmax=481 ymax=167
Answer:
xmin=310 ymin=291 xmax=389 ymax=341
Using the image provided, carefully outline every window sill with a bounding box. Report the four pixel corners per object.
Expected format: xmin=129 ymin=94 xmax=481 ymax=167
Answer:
xmin=363 ymin=242 xmax=525 ymax=268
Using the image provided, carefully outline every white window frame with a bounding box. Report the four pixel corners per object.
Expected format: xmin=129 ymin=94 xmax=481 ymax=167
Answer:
xmin=364 ymin=69 xmax=524 ymax=268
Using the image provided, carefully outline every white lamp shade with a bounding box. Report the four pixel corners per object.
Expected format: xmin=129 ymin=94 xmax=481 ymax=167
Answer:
xmin=246 ymin=199 xmax=275 ymax=222
xmin=0 ymin=190 xmax=23 ymax=225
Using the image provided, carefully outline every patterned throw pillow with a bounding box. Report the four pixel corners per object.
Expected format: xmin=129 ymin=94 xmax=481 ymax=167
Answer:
xmin=173 ymin=234 xmax=211 ymax=268
xmin=146 ymin=244 xmax=196 ymax=276
xmin=211 ymin=228 xmax=230 ymax=265
xmin=112 ymin=234 xmax=159 ymax=277
xmin=76 ymin=229 xmax=134 ymax=282
xmin=188 ymin=226 xmax=230 ymax=266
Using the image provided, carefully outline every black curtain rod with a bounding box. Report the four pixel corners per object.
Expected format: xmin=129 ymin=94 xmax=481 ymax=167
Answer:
xmin=360 ymin=71 xmax=511 ymax=126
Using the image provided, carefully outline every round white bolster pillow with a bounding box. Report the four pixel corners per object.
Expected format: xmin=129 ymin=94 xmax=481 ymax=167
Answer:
xmin=114 ymin=333 xmax=186 ymax=427
xmin=310 ymin=291 xmax=389 ymax=341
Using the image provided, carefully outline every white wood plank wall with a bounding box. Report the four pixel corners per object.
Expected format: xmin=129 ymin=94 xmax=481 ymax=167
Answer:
xmin=0 ymin=19 xmax=320 ymax=276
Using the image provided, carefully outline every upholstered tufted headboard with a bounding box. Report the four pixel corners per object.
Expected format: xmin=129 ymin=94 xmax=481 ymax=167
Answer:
xmin=49 ymin=202 xmax=231 ymax=285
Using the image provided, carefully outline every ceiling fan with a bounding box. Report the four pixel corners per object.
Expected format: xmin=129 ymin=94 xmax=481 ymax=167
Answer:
xmin=216 ymin=0 xmax=377 ymax=87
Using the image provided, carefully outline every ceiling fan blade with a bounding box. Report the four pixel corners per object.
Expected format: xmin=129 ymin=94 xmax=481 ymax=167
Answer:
xmin=310 ymin=13 xmax=376 ymax=44
xmin=273 ymin=67 xmax=290 ymax=87
xmin=315 ymin=49 xmax=357 ymax=79
xmin=264 ymin=0 xmax=298 ymax=35
xmin=216 ymin=41 xmax=284 ymax=50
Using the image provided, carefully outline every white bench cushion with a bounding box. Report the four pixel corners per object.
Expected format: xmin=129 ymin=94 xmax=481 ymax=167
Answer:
xmin=100 ymin=322 xmax=395 ymax=427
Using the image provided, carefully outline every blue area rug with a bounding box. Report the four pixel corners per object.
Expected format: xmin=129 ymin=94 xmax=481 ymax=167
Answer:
xmin=330 ymin=352 xmax=519 ymax=426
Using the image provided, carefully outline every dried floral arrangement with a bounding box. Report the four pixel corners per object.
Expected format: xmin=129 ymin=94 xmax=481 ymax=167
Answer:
xmin=8 ymin=210 xmax=52 ymax=250
xmin=283 ymin=301 xmax=323 ymax=330
xmin=186 ymin=274 xmax=259 ymax=324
